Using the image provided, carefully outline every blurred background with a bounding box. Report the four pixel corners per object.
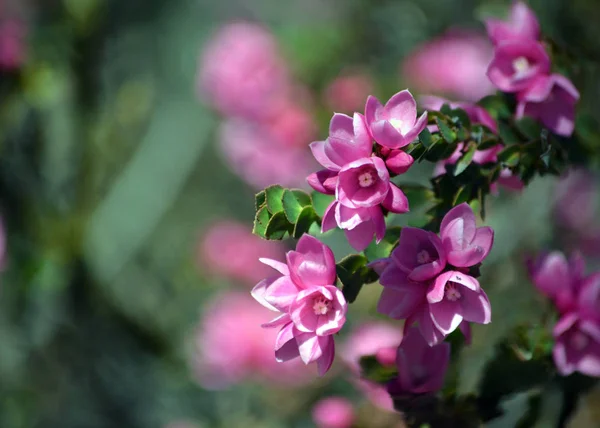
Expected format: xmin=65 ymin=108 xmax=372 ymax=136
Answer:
xmin=1 ymin=0 xmax=600 ymax=427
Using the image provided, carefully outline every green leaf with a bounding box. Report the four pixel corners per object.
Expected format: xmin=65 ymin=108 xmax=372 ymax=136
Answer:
xmin=498 ymin=145 xmax=521 ymax=167
xmin=419 ymin=127 xmax=434 ymax=148
xmin=454 ymin=144 xmax=477 ymax=176
xmin=453 ymin=184 xmax=473 ymax=205
xmin=359 ymin=355 xmax=398 ymax=384
xmin=477 ymin=94 xmax=511 ymax=120
xmin=265 ymin=211 xmax=292 ymax=239
xmin=364 ymin=226 xmax=402 ymax=261
xmin=282 ymin=189 xmax=311 ymax=223
xmin=436 ymin=117 xmax=457 ymax=144
xmin=479 ymin=137 xmax=502 ymax=151
xmin=255 ymin=190 xmax=266 ymax=211
xmin=311 ymin=192 xmax=333 ymax=218
xmin=515 ymin=116 xmax=542 ymax=141
xmin=408 ymin=143 xmax=428 ymax=162
xmin=499 ymin=121 xmax=521 ymax=145
xmin=293 ymin=205 xmax=319 ymax=238
xmin=265 ymin=185 xmax=285 ymax=214
xmin=450 ymin=108 xmax=472 ymax=129
xmin=253 ymin=206 xmax=270 ymax=238
xmin=336 ymin=254 xmax=377 ymax=303
xmin=469 ymin=198 xmax=481 ymax=217
xmin=401 ymin=185 xmax=436 ymax=210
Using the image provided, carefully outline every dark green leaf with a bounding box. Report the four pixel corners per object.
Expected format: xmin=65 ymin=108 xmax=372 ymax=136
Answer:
xmin=255 ymin=190 xmax=266 ymax=211
xmin=453 ymin=184 xmax=473 ymax=205
xmin=282 ymin=189 xmax=311 ymax=223
xmin=407 ymin=142 xmax=427 ymax=162
xmin=456 ymin=127 xmax=469 ymax=142
xmin=265 ymin=211 xmax=292 ymax=239
xmin=515 ymin=116 xmax=542 ymax=141
xmin=359 ymin=355 xmax=398 ymax=384
xmin=477 ymin=94 xmax=511 ymax=120
xmin=401 ymin=185 xmax=436 ymax=209
xmin=498 ymin=145 xmax=521 ymax=167
xmin=336 ymin=254 xmax=377 ymax=303
xmin=436 ymin=117 xmax=457 ymax=144
xmin=364 ymin=226 xmax=402 ymax=261
xmin=293 ymin=205 xmax=319 ymax=238
xmin=479 ymin=137 xmax=502 ymax=151
xmin=499 ymin=121 xmax=521 ymax=145
xmin=265 ymin=185 xmax=285 ymax=214
xmin=253 ymin=206 xmax=270 ymax=238
xmin=419 ymin=128 xmax=434 ymax=148
xmin=454 ymin=144 xmax=477 ymax=176
xmin=450 ymin=108 xmax=472 ymax=129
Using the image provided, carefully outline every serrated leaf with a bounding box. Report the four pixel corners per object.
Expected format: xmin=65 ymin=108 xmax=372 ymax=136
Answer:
xmin=255 ymin=190 xmax=266 ymax=211
xmin=253 ymin=206 xmax=270 ymax=238
xmin=311 ymin=192 xmax=333 ymax=218
xmin=293 ymin=205 xmax=319 ymax=238
xmin=265 ymin=185 xmax=285 ymax=214
xmin=364 ymin=226 xmax=402 ymax=261
xmin=454 ymin=144 xmax=477 ymax=176
xmin=498 ymin=145 xmax=521 ymax=167
xmin=436 ymin=117 xmax=457 ymax=143
xmin=419 ymin=128 xmax=433 ymax=148
xmin=282 ymin=189 xmax=311 ymax=223
xmin=265 ymin=211 xmax=292 ymax=239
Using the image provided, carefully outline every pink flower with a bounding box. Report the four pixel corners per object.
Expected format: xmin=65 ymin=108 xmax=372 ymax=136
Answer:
xmin=192 ymin=291 xmax=311 ymax=389
xmin=308 ymin=113 xmax=410 ymax=251
xmin=388 ymin=327 xmax=450 ymax=395
xmin=377 ymin=203 xmax=493 ymax=344
xmin=402 ymin=31 xmax=495 ymax=102
xmin=419 ymin=95 xmax=497 ymax=133
xmin=485 ymin=1 xmax=540 ymax=45
xmin=554 ymin=169 xmax=599 ymax=232
xmin=527 ymin=251 xmax=585 ymax=314
xmin=486 ymin=40 xmax=550 ymax=93
xmin=312 ymin=397 xmax=355 ymax=428
xmin=365 ymin=90 xmax=428 ymax=149
xmin=516 ymin=74 xmax=579 ymax=137
xmin=552 ymin=274 xmax=600 ymax=377
xmin=219 ymin=119 xmax=312 ymax=189
xmin=198 ymin=22 xmax=289 ymax=119
xmin=0 ymin=20 xmax=26 ymax=70
xmin=381 ymin=148 xmax=415 ymax=175
xmin=325 ymin=72 xmax=374 ymax=113
xmin=198 ymin=220 xmax=285 ymax=286
xmin=262 ymin=101 xmax=317 ymax=149
xmin=342 ymin=322 xmax=403 ymax=410
xmin=252 ymin=234 xmax=346 ymax=376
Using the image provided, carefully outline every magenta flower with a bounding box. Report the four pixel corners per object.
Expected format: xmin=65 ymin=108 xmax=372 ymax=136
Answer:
xmin=553 ymin=274 xmax=600 ymax=377
xmin=382 ymin=149 xmax=415 ymax=175
xmin=485 ymin=1 xmax=540 ymax=45
xmin=486 ymin=40 xmax=550 ymax=93
xmin=516 ymin=74 xmax=579 ymax=137
xmin=312 ymin=397 xmax=356 ymax=428
xmin=391 ymin=227 xmax=446 ymax=282
xmin=365 ymin=90 xmax=428 ymax=149
xmin=527 ymin=251 xmax=585 ymax=314
xmin=420 ymin=95 xmax=497 ymax=133
xmin=252 ymin=234 xmax=347 ymax=376
xmin=198 ymin=22 xmax=289 ymax=119
xmin=308 ymin=113 xmax=409 ymax=251
xmin=388 ymin=327 xmax=450 ymax=395
xmin=402 ymin=30 xmax=495 ymax=102
xmin=0 ymin=20 xmax=26 ymax=70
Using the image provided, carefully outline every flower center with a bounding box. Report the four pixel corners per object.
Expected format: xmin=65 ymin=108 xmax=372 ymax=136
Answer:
xmin=416 ymin=250 xmax=432 ymax=264
xmin=389 ymin=118 xmax=404 ymax=132
xmin=312 ymin=296 xmax=333 ymax=315
xmin=512 ymin=56 xmax=530 ymax=77
xmin=358 ymin=171 xmax=375 ymax=188
xmin=571 ymin=332 xmax=589 ymax=351
xmin=445 ymin=281 xmax=462 ymax=301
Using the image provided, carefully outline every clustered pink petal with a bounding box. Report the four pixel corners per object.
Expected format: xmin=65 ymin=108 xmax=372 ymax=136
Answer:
xmin=376 ymin=203 xmax=493 ymax=345
xmin=252 ymin=234 xmax=347 ymax=376
xmin=388 ymin=327 xmax=450 ymax=395
xmin=484 ymin=3 xmax=578 ymax=137
xmin=312 ymin=397 xmax=356 ymax=428
xmin=307 ymin=91 xmax=420 ymax=251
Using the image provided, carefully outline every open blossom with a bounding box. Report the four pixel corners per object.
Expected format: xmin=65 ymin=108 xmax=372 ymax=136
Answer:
xmin=198 ymin=21 xmax=289 ymax=119
xmin=308 ymin=111 xmax=410 ymax=251
xmin=252 ymin=234 xmax=346 ymax=376
xmin=198 ymin=220 xmax=285 ymax=286
xmin=388 ymin=327 xmax=450 ymax=396
xmin=486 ymin=40 xmax=550 ymax=93
xmin=365 ymin=90 xmax=428 ymax=149
xmin=402 ymin=30 xmax=495 ymax=102
xmin=485 ymin=1 xmax=540 ymax=45
xmin=516 ymin=74 xmax=579 ymax=137
xmin=342 ymin=323 xmax=403 ymax=410
xmin=192 ymin=291 xmax=311 ymax=389
xmin=377 ymin=203 xmax=493 ymax=345
xmin=312 ymin=397 xmax=355 ymax=428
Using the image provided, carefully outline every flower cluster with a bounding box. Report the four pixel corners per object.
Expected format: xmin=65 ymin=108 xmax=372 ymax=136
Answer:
xmin=252 ymin=234 xmax=347 ymax=375
xmin=198 ymin=22 xmax=315 ymax=188
xmin=485 ymin=2 xmax=579 ymax=136
xmin=308 ymin=90 xmax=427 ymax=251
xmin=375 ymin=203 xmax=493 ymax=345
xmin=528 ymin=252 xmax=600 ymax=377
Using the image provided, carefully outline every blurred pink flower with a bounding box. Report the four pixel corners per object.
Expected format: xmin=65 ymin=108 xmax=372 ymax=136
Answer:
xmin=0 ymin=20 xmax=25 ymax=70
xmin=192 ymin=291 xmax=312 ymax=389
xmin=262 ymin=100 xmax=317 ymax=149
xmin=198 ymin=21 xmax=289 ymax=119
xmin=198 ymin=220 xmax=285 ymax=286
xmin=312 ymin=397 xmax=355 ymax=428
xmin=325 ymin=73 xmax=374 ymax=113
xmin=218 ymin=119 xmax=313 ymax=189
xmin=485 ymin=1 xmax=540 ymax=45
xmin=402 ymin=31 xmax=495 ymax=102
xmin=342 ymin=322 xmax=403 ymax=410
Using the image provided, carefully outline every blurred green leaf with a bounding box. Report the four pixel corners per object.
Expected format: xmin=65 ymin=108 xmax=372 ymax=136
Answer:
xmin=498 ymin=145 xmax=521 ymax=167
xmin=515 ymin=117 xmax=542 ymax=141
xmin=419 ymin=128 xmax=434 ymax=148
xmin=436 ymin=117 xmax=457 ymax=144
xmin=499 ymin=122 xmax=521 ymax=145
xmin=359 ymin=355 xmax=398 ymax=384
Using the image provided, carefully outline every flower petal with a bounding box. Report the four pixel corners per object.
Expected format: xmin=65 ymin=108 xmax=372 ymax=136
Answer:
xmin=382 ymin=184 xmax=410 ymax=213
